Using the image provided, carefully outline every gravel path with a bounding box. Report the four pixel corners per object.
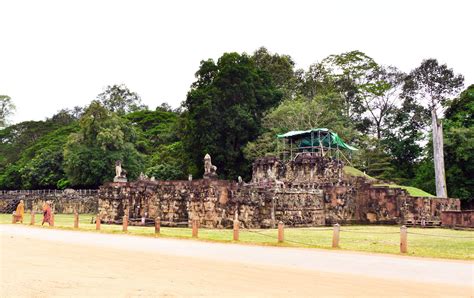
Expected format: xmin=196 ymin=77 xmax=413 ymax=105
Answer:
xmin=1 ymin=225 xmax=472 ymax=297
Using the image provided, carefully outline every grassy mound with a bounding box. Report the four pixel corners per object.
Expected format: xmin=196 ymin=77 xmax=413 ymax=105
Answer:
xmin=373 ymin=184 xmax=434 ymax=197
xmin=343 ymin=166 xmax=434 ymax=197
xmin=343 ymin=166 xmax=375 ymax=180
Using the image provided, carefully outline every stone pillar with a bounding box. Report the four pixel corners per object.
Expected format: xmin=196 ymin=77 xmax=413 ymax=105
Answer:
xmin=122 ymin=215 xmax=128 ymax=232
xmin=155 ymin=217 xmax=161 ymax=234
xmin=96 ymin=214 xmax=101 ymax=230
xmin=278 ymin=221 xmax=284 ymax=243
xmin=233 ymin=220 xmax=239 ymax=241
xmin=74 ymin=213 xmax=79 ymax=229
xmin=332 ymin=224 xmax=340 ymax=248
xmin=192 ymin=219 xmax=199 ymax=238
xmin=400 ymin=225 xmax=408 ymax=253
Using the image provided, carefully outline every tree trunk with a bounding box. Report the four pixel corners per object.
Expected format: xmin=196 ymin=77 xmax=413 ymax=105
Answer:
xmin=431 ymin=109 xmax=447 ymax=198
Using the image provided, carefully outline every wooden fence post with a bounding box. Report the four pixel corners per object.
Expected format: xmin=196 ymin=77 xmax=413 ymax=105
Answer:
xmin=233 ymin=220 xmax=239 ymax=241
xmin=74 ymin=213 xmax=79 ymax=229
xmin=122 ymin=215 xmax=128 ymax=232
xmin=192 ymin=219 xmax=199 ymax=238
xmin=50 ymin=213 xmax=55 ymax=227
xmin=400 ymin=225 xmax=408 ymax=253
xmin=278 ymin=221 xmax=284 ymax=243
xmin=30 ymin=211 xmax=35 ymax=225
xmin=332 ymin=223 xmax=340 ymax=248
xmin=11 ymin=213 xmax=15 ymax=224
xmin=96 ymin=214 xmax=101 ymax=230
xmin=155 ymin=217 xmax=161 ymax=234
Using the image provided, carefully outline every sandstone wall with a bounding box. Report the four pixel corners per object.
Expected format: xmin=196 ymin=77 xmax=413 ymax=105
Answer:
xmin=441 ymin=210 xmax=474 ymax=228
xmin=0 ymin=190 xmax=98 ymax=214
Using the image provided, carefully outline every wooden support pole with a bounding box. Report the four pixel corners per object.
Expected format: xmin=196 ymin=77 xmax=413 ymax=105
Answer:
xmin=122 ymin=215 xmax=128 ymax=232
xmin=278 ymin=221 xmax=284 ymax=243
xmin=95 ymin=214 xmax=101 ymax=230
xmin=30 ymin=211 xmax=35 ymax=225
xmin=155 ymin=217 xmax=161 ymax=234
xmin=233 ymin=220 xmax=239 ymax=241
xmin=192 ymin=219 xmax=199 ymax=238
xmin=332 ymin=223 xmax=340 ymax=248
xmin=74 ymin=213 xmax=79 ymax=229
xmin=400 ymin=225 xmax=408 ymax=253
xmin=50 ymin=213 xmax=55 ymax=227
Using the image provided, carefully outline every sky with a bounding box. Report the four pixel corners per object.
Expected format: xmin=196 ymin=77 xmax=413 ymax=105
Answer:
xmin=1 ymin=0 xmax=473 ymax=124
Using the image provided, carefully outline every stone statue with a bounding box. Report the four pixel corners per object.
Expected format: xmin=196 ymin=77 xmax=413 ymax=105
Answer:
xmin=188 ymin=174 xmax=193 ymax=181
xmin=203 ymin=154 xmax=218 ymax=179
xmin=138 ymin=172 xmax=148 ymax=181
xmin=114 ymin=160 xmax=128 ymax=182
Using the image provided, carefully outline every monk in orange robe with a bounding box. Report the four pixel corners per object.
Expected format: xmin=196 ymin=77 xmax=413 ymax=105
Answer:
xmin=15 ymin=200 xmax=25 ymax=223
xmin=42 ymin=202 xmax=52 ymax=226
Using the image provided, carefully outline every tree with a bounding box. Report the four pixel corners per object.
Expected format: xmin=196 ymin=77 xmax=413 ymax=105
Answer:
xmin=402 ymin=59 xmax=464 ymax=197
xmin=97 ymin=84 xmax=146 ymax=115
xmin=443 ymin=85 xmax=474 ymax=200
xmin=359 ymin=66 xmax=405 ymax=140
xmin=252 ymin=47 xmax=297 ymax=100
xmin=0 ymin=95 xmax=15 ymax=128
xmin=183 ymin=52 xmax=282 ymax=179
xmin=320 ymin=50 xmax=379 ymax=124
xmin=382 ymin=97 xmax=427 ymax=183
xmin=64 ymin=101 xmax=144 ymax=187
xmin=0 ymin=119 xmax=79 ymax=190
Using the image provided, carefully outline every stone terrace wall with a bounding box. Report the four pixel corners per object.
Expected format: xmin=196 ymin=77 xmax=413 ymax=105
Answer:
xmin=0 ymin=189 xmax=98 ymax=214
xmin=441 ymin=210 xmax=474 ymax=228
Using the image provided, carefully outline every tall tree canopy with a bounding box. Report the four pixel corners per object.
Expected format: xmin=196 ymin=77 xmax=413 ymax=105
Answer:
xmin=183 ymin=52 xmax=282 ymax=179
xmin=402 ymin=59 xmax=464 ymax=197
xmin=63 ymin=101 xmax=144 ymax=187
xmin=97 ymin=84 xmax=146 ymax=115
xmin=443 ymin=85 xmax=474 ymax=200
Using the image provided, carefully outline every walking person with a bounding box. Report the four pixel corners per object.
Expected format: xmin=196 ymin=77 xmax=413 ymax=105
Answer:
xmin=42 ymin=201 xmax=52 ymax=226
xmin=14 ymin=200 xmax=25 ymax=223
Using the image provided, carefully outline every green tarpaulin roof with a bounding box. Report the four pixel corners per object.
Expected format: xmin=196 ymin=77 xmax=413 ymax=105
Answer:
xmin=277 ymin=128 xmax=358 ymax=151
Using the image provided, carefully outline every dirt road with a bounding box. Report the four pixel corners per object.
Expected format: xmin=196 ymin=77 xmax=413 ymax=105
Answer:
xmin=1 ymin=225 xmax=472 ymax=297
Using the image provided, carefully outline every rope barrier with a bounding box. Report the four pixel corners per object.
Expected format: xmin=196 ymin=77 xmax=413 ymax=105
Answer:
xmin=407 ymin=231 xmax=474 ymax=239
xmin=340 ymin=229 xmax=399 ymax=235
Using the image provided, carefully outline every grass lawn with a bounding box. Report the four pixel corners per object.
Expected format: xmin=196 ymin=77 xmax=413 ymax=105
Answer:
xmin=2 ymin=213 xmax=472 ymax=260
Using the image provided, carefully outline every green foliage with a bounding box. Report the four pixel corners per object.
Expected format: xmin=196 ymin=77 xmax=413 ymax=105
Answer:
xmin=443 ymin=85 xmax=474 ymax=200
xmin=145 ymin=142 xmax=193 ymax=180
xmin=359 ymin=141 xmax=397 ymax=181
xmin=97 ymin=84 xmax=146 ymax=115
xmin=64 ymin=101 xmax=144 ymax=187
xmin=125 ymin=107 xmax=179 ymax=151
xmin=56 ymin=178 xmax=71 ymax=190
xmin=0 ymin=116 xmax=79 ymax=189
xmin=252 ymin=47 xmax=297 ymax=100
xmin=183 ymin=52 xmax=282 ymax=179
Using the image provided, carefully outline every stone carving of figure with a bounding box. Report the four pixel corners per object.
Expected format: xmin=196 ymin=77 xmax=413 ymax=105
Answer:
xmin=203 ymin=154 xmax=217 ymax=179
xmin=138 ymin=172 xmax=148 ymax=181
xmin=114 ymin=160 xmax=127 ymax=182
xmin=115 ymin=160 xmax=122 ymax=178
